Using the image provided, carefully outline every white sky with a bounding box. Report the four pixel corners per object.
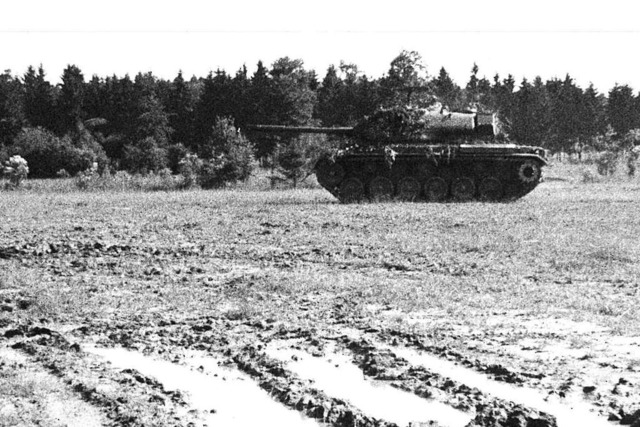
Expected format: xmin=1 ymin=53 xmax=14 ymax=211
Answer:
xmin=2 ymin=0 xmax=640 ymax=93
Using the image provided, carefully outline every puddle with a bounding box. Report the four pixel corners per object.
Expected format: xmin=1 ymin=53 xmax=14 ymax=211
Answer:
xmin=266 ymin=341 xmax=472 ymax=427
xmin=384 ymin=344 xmax=617 ymax=427
xmin=85 ymin=345 xmax=320 ymax=427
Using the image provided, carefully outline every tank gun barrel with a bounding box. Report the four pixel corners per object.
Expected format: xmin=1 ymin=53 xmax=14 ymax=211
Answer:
xmin=246 ymin=124 xmax=354 ymax=135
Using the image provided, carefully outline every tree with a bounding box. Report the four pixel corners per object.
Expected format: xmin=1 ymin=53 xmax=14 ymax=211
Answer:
xmin=269 ymin=57 xmax=317 ymax=125
xmin=316 ymin=65 xmax=343 ymax=126
xmin=57 ymin=65 xmax=86 ymax=134
xmin=433 ymin=67 xmax=461 ymax=110
xmin=607 ymin=84 xmax=638 ymax=135
xmin=0 ymin=70 xmax=24 ymax=146
xmin=380 ymin=50 xmax=432 ymax=107
xmin=581 ymin=84 xmax=607 ymax=140
xmin=316 ymin=62 xmax=379 ymax=127
xmin=511 ymin=77 xmax=549 ymax=146
xmin=198 ymin=117 xmax=255 ymax=188
xmin=167 ymin=71 xmax=197 ymax=149
xmin=248 ymin=61 xmax=273 ymax=125
xmin=194 ymin=70 xmax=235 ymax=145
xmin=22 ymin=65 xmax=55 ymax=131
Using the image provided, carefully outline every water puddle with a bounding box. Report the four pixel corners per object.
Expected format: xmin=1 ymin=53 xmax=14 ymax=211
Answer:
xmin=85 ymin=345 xmax=320 ymax=427
xmin=266 ymin=340 xmax=472 ymax=427
xmin=384 ymin=344 xmax=617 ymax=427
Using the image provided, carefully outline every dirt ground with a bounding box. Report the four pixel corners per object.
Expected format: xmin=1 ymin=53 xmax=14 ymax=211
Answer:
xmin=1 ymin=169 xmax=639 ymax=426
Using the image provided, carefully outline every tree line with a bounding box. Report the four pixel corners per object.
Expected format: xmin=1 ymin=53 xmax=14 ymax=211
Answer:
xmin=1 ymin=50 xmax=639 ymax=180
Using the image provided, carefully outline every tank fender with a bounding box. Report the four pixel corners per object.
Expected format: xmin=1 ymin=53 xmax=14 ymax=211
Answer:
xmin=508 ymin=153 xmax=548 ymax=165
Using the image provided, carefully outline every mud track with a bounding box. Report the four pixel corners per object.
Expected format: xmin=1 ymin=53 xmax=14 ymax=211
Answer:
xmin=1 ymin=188 xmax=640 ymax=426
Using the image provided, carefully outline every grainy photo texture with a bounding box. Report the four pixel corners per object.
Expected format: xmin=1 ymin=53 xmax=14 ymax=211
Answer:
xmin=1 ymin=1 xmax=639 ymax=426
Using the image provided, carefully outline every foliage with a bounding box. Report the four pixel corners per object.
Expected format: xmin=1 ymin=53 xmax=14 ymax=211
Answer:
xmin=198 ymin=118 xmax=256 ymax=189
xmin=274 ymin=135 xmax=329 ymax=187
xmin=2 ymin=155 xmax=29 ymax=188
xmin=6 ymin=55 xmax=640 ymax=179
xmin=177 ymin=153 xmax=202 ymax=189
xmin=0 ymin=71 xmax=25 ymax=146
xmin=381 ymin=50 xmax=432 ymax=108
xmin=11 ymin=127 xmax=104 ymax=178
xmin=122 ymin=137 xmax=169 ymax=174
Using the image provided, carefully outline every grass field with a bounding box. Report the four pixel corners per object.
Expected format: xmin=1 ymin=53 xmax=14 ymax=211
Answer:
xmin=1 ymin=161 xmax=639 ymax=426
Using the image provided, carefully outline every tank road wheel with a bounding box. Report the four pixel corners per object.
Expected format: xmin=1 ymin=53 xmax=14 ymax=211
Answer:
xmin=339 ymin=178 xmax=364 ymax=203
xmin=424 ymin=177 xmax=449 ymax=202
xmin=315 ymin=159 xmax=345 ymax=187
xmin=478 ymin=177 xmax=503 ymax=201
xmin=517 ymin=160 xmax=541 ymax=184
xmin=368 ymin=176 xmax=394 ymax=202
xmin=415 ymin=162 xmax=437 ymax=180
xmin=451 ymin=177 xmax=476 ymax=201
xmin=397 ymin=176 xmax=421 ymax=201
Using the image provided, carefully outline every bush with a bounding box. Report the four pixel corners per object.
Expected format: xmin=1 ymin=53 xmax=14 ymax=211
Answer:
xmin=122 ymin=137 xmax=169 ymax=174
xmin=11 ymin=127 xmax=105 ymax=178
xmin=74 ymin=166 xmax=181 ymax=192
xmin=198 ymin=118 xmax=256 ymax=189
xmin=168 ymin=143 xmax=190 ymax=174
xmin=75 ymin=162 xmax=99 ymax=190
xmin=274 ymin=134 xmax=331 ymax=188
xmin=178 ymin=153 xmax=202 ymax=189
xmin=2 ymin=155 xmax=29 ymax=188
xmin=596 ymin=151 xmax=618 ymax=176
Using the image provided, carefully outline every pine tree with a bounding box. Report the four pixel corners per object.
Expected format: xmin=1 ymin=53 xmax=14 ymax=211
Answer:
xmin=317 ymin=65 xmax=343 ymax=126
xmin=58 ymin=65 xmax=86 ymax=135
xmin=168 ymin=71 xmax=197 ymax=149
xmin=23 ymin=65 xmax=56 ymax=131
xmin=433 ymin=67 xmax=461 ymax=110
xmin=0 ymin=70 xmax=24 ymax=146
xmin=608 ymin=84 xmax=638 ymax=135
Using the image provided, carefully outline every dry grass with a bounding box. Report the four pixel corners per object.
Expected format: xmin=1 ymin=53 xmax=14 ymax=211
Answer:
xmin=0 ymin=160 xmax=639 ymax=336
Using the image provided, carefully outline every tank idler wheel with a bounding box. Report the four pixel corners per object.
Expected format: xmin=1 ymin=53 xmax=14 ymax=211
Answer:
xmin=338 ymin=178 xmax=365 ymax=203
xmin=315 ymin=159 xmax=345 ymax=187
xmin=517 ymin=160 xmax=541 ymax=184
xmin=451 ymin=177 xmax=476 ymax=201
xmin=368 ymin=176 xmax=394 ymax=202
xmin=478 ymin=177 xmax=503 ymax=201
xmin=424 ymin=177 xmax=449 ymax=202
xmin=397 ymin=176 xmax=421 ymax=201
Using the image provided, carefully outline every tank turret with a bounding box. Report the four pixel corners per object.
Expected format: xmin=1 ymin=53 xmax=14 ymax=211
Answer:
xmin=248 ymin=107 xmax=547 ymax=203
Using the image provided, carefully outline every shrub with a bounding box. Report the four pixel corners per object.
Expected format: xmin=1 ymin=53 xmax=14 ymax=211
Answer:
xmin=56 ymin=169 xmax=71 ymax=178
xmin=122 ymin=137 xmax=169 ymax=174
xmin=11 ymin=127 xmax=105 ymax=178
xmin=2 ymin=155 xmax=29 ymax=188
xmin=198 ymin=118 xmax=256 ymax=189
xmin=168 ymin=143 xmax=190 ymax=174
xmin=596 ymin=151 xmax=618 ymax=176
xmin=75 ymin=162 xmax=99 ymax=190
xmin=274 ymin=134 xmax=330 ymax=188
xmin=178 ymin=153 xmax=202 ymax=189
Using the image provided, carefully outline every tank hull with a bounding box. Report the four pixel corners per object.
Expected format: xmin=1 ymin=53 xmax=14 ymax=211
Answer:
xmin=315 ymin=144 xmax=547 ymax=203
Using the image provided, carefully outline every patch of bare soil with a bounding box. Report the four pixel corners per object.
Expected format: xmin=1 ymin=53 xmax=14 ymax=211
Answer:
xmin=2 ymin=188 xmax=640 ymax=426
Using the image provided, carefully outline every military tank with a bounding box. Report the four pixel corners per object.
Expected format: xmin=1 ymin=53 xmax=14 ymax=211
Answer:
xmin=249 ymin=107 xmax=547 ymax=203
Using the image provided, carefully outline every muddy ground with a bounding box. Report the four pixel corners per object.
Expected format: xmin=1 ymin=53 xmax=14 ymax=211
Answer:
xmin=1 ymin=175 xmax=639 ymax=426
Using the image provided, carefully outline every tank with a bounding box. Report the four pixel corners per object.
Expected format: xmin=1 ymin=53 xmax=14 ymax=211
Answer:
xmin=249 ymin=107 xmax=548 ymax=203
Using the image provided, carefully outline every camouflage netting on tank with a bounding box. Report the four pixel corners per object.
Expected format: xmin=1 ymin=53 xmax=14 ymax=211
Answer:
xmin=351 ymin=106 xmax=477 ymax=144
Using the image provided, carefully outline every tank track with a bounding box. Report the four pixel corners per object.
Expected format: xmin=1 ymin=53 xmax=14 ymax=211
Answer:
xmin=315 ymin=145 xmax=546 ymax=203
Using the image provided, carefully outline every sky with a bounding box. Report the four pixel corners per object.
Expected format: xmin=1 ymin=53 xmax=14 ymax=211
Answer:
xmin=2 ymin=0 xmax=640 ymax=93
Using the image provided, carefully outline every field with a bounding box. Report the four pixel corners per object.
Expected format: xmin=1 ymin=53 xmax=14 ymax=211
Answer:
xmin=1 ymin=162 xmax=639 ymax=427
